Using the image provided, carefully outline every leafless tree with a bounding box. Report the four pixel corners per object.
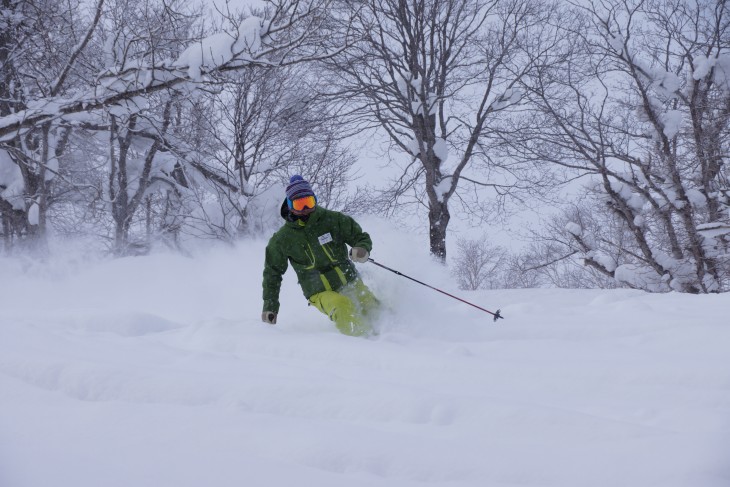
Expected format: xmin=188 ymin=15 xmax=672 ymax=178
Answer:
xmin=164 ymin=64 xmax=357 ymax=242
xmin=507 ymin=204 xmax=623 ymax=289
xmin=0 ymin=0 xmax=343 ymax=138
xmin=0 ymin=0 xmax=345 ymax=253
xmin=92 ymin=0 xmax=196 ymax=254
xmin=0 ymin=0 xmax=104 ymax=251
xmin=324 ymin=0 xmax=560 ymax=261
xmin=451 ymin=236 xmax=508 ymax=289
xmin=512 ymin=0 xmax=730 ymax=292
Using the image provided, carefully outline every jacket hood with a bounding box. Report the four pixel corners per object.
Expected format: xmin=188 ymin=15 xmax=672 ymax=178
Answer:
xmin=280 ymin=199 xmax=291 ymax=220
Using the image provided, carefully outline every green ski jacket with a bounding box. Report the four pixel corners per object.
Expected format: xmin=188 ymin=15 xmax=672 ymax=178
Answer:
xmin=262 ymin=203 xmax=373 ymax=313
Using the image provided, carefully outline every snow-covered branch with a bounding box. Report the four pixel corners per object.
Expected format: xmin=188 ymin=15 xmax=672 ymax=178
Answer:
xmin=0 ymin=0 xmax=335 ymax=141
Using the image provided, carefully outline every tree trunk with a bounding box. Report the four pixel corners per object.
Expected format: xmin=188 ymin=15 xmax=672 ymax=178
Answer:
xmin=429 ymin=199 xmax=450 ymax=261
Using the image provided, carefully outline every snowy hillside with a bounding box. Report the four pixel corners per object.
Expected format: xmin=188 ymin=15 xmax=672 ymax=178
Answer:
xmin=1 ymin=220 xmax=729 ymax=487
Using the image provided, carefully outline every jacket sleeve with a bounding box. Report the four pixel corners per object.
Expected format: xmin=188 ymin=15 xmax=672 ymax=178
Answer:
xmin=340 ymin=213 xmax=372 ymax=253
xmin=262 ymin=236 xmax=288 ymax=313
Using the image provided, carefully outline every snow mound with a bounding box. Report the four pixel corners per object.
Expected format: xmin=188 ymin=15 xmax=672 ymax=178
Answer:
xmin=1 ymin=228 xmax=729 ymax=487
xmin=67 ymin=312 xmax=185 ymax=337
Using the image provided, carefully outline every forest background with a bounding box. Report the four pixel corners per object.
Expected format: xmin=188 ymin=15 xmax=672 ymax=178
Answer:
xmin=1 ymin=0 xmax=729 ymax=294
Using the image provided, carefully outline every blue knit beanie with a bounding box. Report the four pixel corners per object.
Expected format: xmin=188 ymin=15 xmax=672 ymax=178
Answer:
xmin=285 ymin=175 xmax=315 ymax=201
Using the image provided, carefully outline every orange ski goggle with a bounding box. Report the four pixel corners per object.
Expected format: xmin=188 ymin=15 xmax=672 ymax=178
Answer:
xmin=288 ymin=196 xmax=316 ymax=212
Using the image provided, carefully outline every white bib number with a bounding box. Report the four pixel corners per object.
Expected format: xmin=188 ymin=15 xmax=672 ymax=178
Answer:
xmin=318 ymin=233 xmax=333 ymax=245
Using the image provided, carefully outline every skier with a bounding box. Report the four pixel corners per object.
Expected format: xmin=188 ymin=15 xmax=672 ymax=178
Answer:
xmin=262 ymin=175 xmax=379 ymax=337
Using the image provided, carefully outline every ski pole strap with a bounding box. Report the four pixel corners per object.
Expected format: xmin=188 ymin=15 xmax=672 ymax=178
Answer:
xmin=367 ymin=258 xmax=504 ymax=321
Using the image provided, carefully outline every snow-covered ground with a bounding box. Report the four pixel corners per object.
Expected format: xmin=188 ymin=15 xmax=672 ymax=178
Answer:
xmin=1 ymin=219 xmax=729 ymax=487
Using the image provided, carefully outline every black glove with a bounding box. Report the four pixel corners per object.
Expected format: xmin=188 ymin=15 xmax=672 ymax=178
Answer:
xmin=262 ymin=311 xmax=277 ymax=324
xmin=349 ymin=247 xmax=369 ymax=263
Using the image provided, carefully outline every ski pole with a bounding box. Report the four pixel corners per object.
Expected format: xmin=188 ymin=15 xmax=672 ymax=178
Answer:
xmin=367 ymin=258 xmax=504 ymax=321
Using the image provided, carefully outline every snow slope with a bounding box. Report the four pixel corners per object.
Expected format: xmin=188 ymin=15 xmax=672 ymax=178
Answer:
xmin=1 ymin=220 xmax=729 ymax=487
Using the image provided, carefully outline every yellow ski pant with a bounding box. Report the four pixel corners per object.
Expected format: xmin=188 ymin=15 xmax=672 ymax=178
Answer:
xmin=308 ymin=279 xmax=379 ymax=336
